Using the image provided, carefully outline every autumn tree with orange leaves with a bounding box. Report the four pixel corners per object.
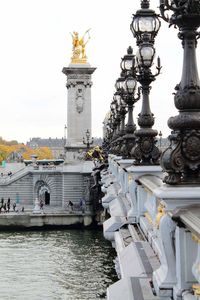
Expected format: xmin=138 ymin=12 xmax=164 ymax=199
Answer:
xmin=0 ymin=138 xmax=53 ymax=163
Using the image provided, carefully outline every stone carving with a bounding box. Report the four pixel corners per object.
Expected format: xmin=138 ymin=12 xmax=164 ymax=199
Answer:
xmin=66 ymin=79 xmax=92 ymax=89
xmin=75 ymin=86 xmax=85 ymax=113
xmin=68 ymin=74 xmax=91 ymax=80
xmin=66 ymin=80 xmax=76 ymax=89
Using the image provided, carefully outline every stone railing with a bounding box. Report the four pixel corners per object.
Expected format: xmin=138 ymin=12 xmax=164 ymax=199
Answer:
xmin=0 ymin=164 xmax=64 ymax=186
xmin=101 ymin=154 xmax=200 ymax=300
xmin=0 ymin=166 xmax=27 ymax=185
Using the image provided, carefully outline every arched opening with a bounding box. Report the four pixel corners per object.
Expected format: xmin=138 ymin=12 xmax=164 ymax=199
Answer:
xmin=45 ymin=191 xmax=50 ymax=205
xmin=35 ymin=182 xmax=51 ymax=206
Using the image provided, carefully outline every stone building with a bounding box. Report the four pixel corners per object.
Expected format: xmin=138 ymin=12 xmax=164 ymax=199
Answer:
xmin=27 ymin=137 xmax=65 ymax=159
xmin=0 ymin=161 xmax=93 ymax=210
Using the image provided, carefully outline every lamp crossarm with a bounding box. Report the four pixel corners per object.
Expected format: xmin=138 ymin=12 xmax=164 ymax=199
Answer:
xmin=154 ymin=65 xmax=162 ymax=77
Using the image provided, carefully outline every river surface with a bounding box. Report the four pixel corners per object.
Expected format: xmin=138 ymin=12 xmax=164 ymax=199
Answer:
xmin=0 ymin=229 xmax=117 ymax=300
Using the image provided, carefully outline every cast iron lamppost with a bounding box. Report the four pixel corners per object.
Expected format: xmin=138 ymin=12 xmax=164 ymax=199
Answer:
xmin=102 ymin=126 xmax=110 ymax=154
xmin=114 ymin=90 xmax=127 ymax=156
xmin=107 ymin=109 xmax=115 ymax=153
xmin=64 ymin=124 xmax=67 ymax=146
xmin=119 ymin=46 xmax=140 ymax=159
xmin=83 ymin=129 xmax=94 ymax=149
xmin=109 ymin=98 xmax=118 ymax=153
xmin=112 ymin=93 xmax=122 ymax=154
xmin=130 ymin=0 xmax=161 ymax=165
xmin=106 ymin=114 xmax=114 ymax=152
xmin=131 ymin=0 xmax=161 ymax=45
xmin=102 ymin=114 xmax=111 ymax=154
xmin=159 ymin=130 xmax=163 ymax=148
xmin=159 ymin=0 xmax=200 ymax=184
xmin=111 ymin=92 xmax=122 ymax=155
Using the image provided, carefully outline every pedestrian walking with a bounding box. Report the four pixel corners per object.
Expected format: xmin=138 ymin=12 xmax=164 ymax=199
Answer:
xmin=79 ymin=198 xmax=85 ymax=213
xmin=13 ymin=202 xmax=16 ymax=212
xmin=7 ymin=198 xmax=10 ymax=212
xmin=3 ymin=203 xmax=7 ymax=213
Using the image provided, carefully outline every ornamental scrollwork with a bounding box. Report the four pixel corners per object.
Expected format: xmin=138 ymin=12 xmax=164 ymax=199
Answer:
xmin=132 ymin=136 xmax=160 ymax=165
xmin=161 ymin=130 xmax=200 ymax=184
xmin=137 ymin=113 xmax=154 ymax=127
xmin=160 ymin=0 xmax=200 ymax=23
xmin=182 ymin=130 xmax=200 ymax=161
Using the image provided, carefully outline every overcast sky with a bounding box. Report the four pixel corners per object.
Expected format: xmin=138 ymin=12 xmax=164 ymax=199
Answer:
xmin=0 ymin=0 xmax=197 ymax=143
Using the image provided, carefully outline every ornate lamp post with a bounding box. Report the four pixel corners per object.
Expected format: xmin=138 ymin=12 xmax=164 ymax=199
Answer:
xmin=130 ymin=0 xmax=161 ymax=165
xmin=107 ymin=110 xmax=115 ymax=153
xmin=107 ymin=113 xmax=114 ymax=139
xmin=109 ymin=98 xmax=118 ymax=153
xmin=115 ymin=93 xmax=127 ymax=155
xmin=83 ymin=129 xmax=94 ymax=149
xmin=111 ymin=92 xmax=124 ymax=155
xmin=159 ymin=1 xmax=200 ymax=184
xmin=131 ymin=0 xmax=161 ymax=44
xmin=113 ymin=93 xmax=121 ymax=139
xmin=120 ymin=47 xmax=140 ymax=159
xmin=64 ymin=124 xmax=67 ymax=146
xmin=159 ymin=130 xmax=163 ymax=148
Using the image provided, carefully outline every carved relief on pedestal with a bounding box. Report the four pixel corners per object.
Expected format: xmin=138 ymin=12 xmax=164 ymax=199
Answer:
xmin=75 ymin=84 xmax=85 ymax=113
xmin=68 ymin=74 xmax=91 ymax=80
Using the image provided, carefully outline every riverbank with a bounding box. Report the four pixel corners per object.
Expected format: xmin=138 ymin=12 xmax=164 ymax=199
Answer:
xmin=0 ymin=205 xmax=98 ymax=229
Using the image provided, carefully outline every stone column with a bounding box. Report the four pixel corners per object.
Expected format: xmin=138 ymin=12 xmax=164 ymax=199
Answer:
xmin=62 ymin=63 xmax=96 ymax=146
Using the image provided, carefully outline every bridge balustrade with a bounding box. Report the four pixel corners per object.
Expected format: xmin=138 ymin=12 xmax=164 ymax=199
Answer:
xmin=102 ymin=154 xmax=200 ymax=300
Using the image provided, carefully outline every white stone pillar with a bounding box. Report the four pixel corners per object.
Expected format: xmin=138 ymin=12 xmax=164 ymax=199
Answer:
xmin=62 ymin=63 xmax=96 ymax=145
xmin=173 ymin=227 xmax=197 ymax=300
xmin=153 ymin=214 xmax=177 ymax=297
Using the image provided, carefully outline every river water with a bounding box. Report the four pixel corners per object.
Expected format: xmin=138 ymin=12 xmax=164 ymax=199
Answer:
xmin=0 ymin=229 xmax=117 ymax=300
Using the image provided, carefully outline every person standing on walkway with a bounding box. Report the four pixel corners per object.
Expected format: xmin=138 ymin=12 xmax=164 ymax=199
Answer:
xmin=40 ymin=200 xmax=44 ymax=211
xmin=68 ymin=200 xmax=73 ymax=212
xmin=79 ymin=198 xmax=83 ymax=211
xmin=79 ymin=198 xmax=85 ymax=213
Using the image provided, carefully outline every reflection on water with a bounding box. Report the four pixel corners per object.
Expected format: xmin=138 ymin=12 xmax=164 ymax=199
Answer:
xmin=0 ymin=229 xmax=117 ymax=300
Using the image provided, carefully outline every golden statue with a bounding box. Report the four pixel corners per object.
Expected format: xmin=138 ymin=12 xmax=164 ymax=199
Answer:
xmin=70 ymin=29 xmax=91 ymax=64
